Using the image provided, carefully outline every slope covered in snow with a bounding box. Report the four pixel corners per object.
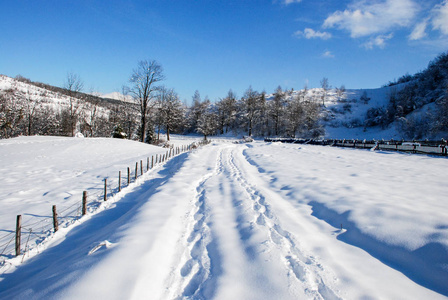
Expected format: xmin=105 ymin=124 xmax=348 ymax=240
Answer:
xmin=269 ymin=84 xmax=409 ymax=140
xmin=0 ymin=136 xmax=447 ymax=299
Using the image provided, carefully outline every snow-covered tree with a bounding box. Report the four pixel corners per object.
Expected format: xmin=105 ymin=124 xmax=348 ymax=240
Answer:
xmin=197 ymin=103 xmax=218 ymax=140
xmin=187 ymin=91 xmax=209 ymax=133
xmin=112 ymin=124 xmax=127 ymax=139
xmin=216 ymin=89 xmax=237 ymax=134
xmin=239 ymin=86 xmax=260 ymax=137
xmin=268 ymin=86 xmax=286 ymax=136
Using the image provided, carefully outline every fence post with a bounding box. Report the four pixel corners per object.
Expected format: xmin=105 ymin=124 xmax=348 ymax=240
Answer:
xmin=147 ymin=157 xmax=149 ymax=171
xmin=118 ymin=171 xmax=121 ymax=192
xmin=151 ymin=156 xmax=154 ymax=168
xmin=15 ymin=215 xmax=21 ymax=256
xmin=140 ymin=160 xmax=143 ymax=176
xmin=127 ymin=167 xmax=130 ymax=185
xmin=52 ymin=205 xmax=59 ymax=232
xmin=104 ymin=178 xmax=107 ymax=201
xmin=82 ymin=191 xmax=87 ymax=215
xmin=135 ymin=162 xmax=138 ymax=180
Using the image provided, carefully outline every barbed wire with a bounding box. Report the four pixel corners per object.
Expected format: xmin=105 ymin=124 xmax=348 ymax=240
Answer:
xmin=0 ymin=144 xmax=196 ymax=266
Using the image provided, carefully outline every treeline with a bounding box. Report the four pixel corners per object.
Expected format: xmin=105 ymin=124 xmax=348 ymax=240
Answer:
xmin=0 ymin=76 xmax=323 ymax=141
xmin=174 ymin=86 xmax=323 ymax=139
xmin=365 ymin=51 xmax=448 ymax=139
xmin=120 ymin=85 xmax=324 ymax=143
xmin=3 ymin=51 xmax=447 ymax=142
xmin=126 ymin=60 xmax=324 ymax=143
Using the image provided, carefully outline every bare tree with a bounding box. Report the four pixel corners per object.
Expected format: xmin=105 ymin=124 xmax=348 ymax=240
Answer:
xmin=65 ymin=73 xmax=84 ymax=94
xmin=23 ymin=88 xmax=44 ymax=136
xmin=129 ymin=60 xmax=165 ymax=142
xmin=0 ymin=89 xmax=24 ymax=138
xmin=320 ymin=77 xmax=330 ymax=106
xmin=157 ymin=87 xmax=184 ymax=141
xmin=287 ymin=90 xmax=305 ymax=137
xmin=81 ymin=96 xmax=100 ymax=137
xmin=63 ymin=73 xmax=84 ymax=136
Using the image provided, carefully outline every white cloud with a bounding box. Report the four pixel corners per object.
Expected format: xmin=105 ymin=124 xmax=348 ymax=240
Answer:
xmin=432 ymin=0 xmax=448 ymax=35
xmin=323 ymin=0 xmax=418 ymax=38
xmin=409 ymin=20 xmax=428 ymax=40
xmin=362 ymin=33 xmax=394 ymax=49
xmin=322 ymin=50 xmax=335 ymax=58
xmin=294 ymin=28 xmax=332 ymax=40
xmin=280 ymin=0 xmax=302 ymax=5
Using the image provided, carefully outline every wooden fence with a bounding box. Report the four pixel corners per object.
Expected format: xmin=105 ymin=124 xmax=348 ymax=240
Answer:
xmin=0 ymin=141 xmax=210 ymax=268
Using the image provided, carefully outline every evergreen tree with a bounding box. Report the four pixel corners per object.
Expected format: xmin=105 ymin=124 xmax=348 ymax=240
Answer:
xmin=112 ymin=124 xmax=127 ymax=139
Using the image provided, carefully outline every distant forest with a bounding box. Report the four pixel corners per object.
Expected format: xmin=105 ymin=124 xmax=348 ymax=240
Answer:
xmin=1 ymin=51 xmax=447 ymax=141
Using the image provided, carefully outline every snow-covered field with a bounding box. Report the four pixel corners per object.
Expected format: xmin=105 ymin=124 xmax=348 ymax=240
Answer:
xmin=0 ymin=136 xmax=447 ymax=299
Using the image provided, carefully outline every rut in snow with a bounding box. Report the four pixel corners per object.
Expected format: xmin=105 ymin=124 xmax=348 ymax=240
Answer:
xmin=226 ymin=146 xmax=342 ymax=300
xmin=169 ymin=149 xmax=225 ymax=299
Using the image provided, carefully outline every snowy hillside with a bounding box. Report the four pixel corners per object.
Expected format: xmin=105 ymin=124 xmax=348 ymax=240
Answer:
xmin=1 ymin=73 xmax=445 ymax=140
xmin=265 ymin=84 xmax=408 ymax=140
xmin=0 ymin=75 xmax=74 ymax=110
xmin=0 ymin=136 xmax=447 ymax=299
xmin=322 ymin=86 xmax=403 ymax=139
xmin=0 ymin=75 xmax=137 ymax=139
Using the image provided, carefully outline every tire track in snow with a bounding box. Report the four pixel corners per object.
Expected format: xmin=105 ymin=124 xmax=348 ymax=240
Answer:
xmin=227 ymin=146 xmax=342 ymax=300
xmin=167 ymin=149 xmax=224 ymax=299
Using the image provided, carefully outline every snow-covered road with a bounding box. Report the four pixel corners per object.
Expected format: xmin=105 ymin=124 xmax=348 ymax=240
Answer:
xmin=0 ymin=140 xmax=446 ymax=299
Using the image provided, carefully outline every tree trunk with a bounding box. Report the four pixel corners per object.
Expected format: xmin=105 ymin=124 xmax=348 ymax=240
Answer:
xmin=140 ymin=115 xmax=146 ymax=142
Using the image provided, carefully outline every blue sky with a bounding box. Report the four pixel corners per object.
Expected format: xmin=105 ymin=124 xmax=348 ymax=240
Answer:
xmin=1 ymin=0 xmax=447 ymax=103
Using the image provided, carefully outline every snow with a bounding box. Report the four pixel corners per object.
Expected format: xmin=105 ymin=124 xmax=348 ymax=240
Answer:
xmin=0 ymin=75 xmax=73 ymax=111
xmin=101 ymin=91 xmax=133 ymax=103
xmin=0 ymin=136 xmax=447 ymax=299
xmin=310 ymin=85 xmax=405 ymax=140
xmin=2 ymin=74 xmax=438 ymax=140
